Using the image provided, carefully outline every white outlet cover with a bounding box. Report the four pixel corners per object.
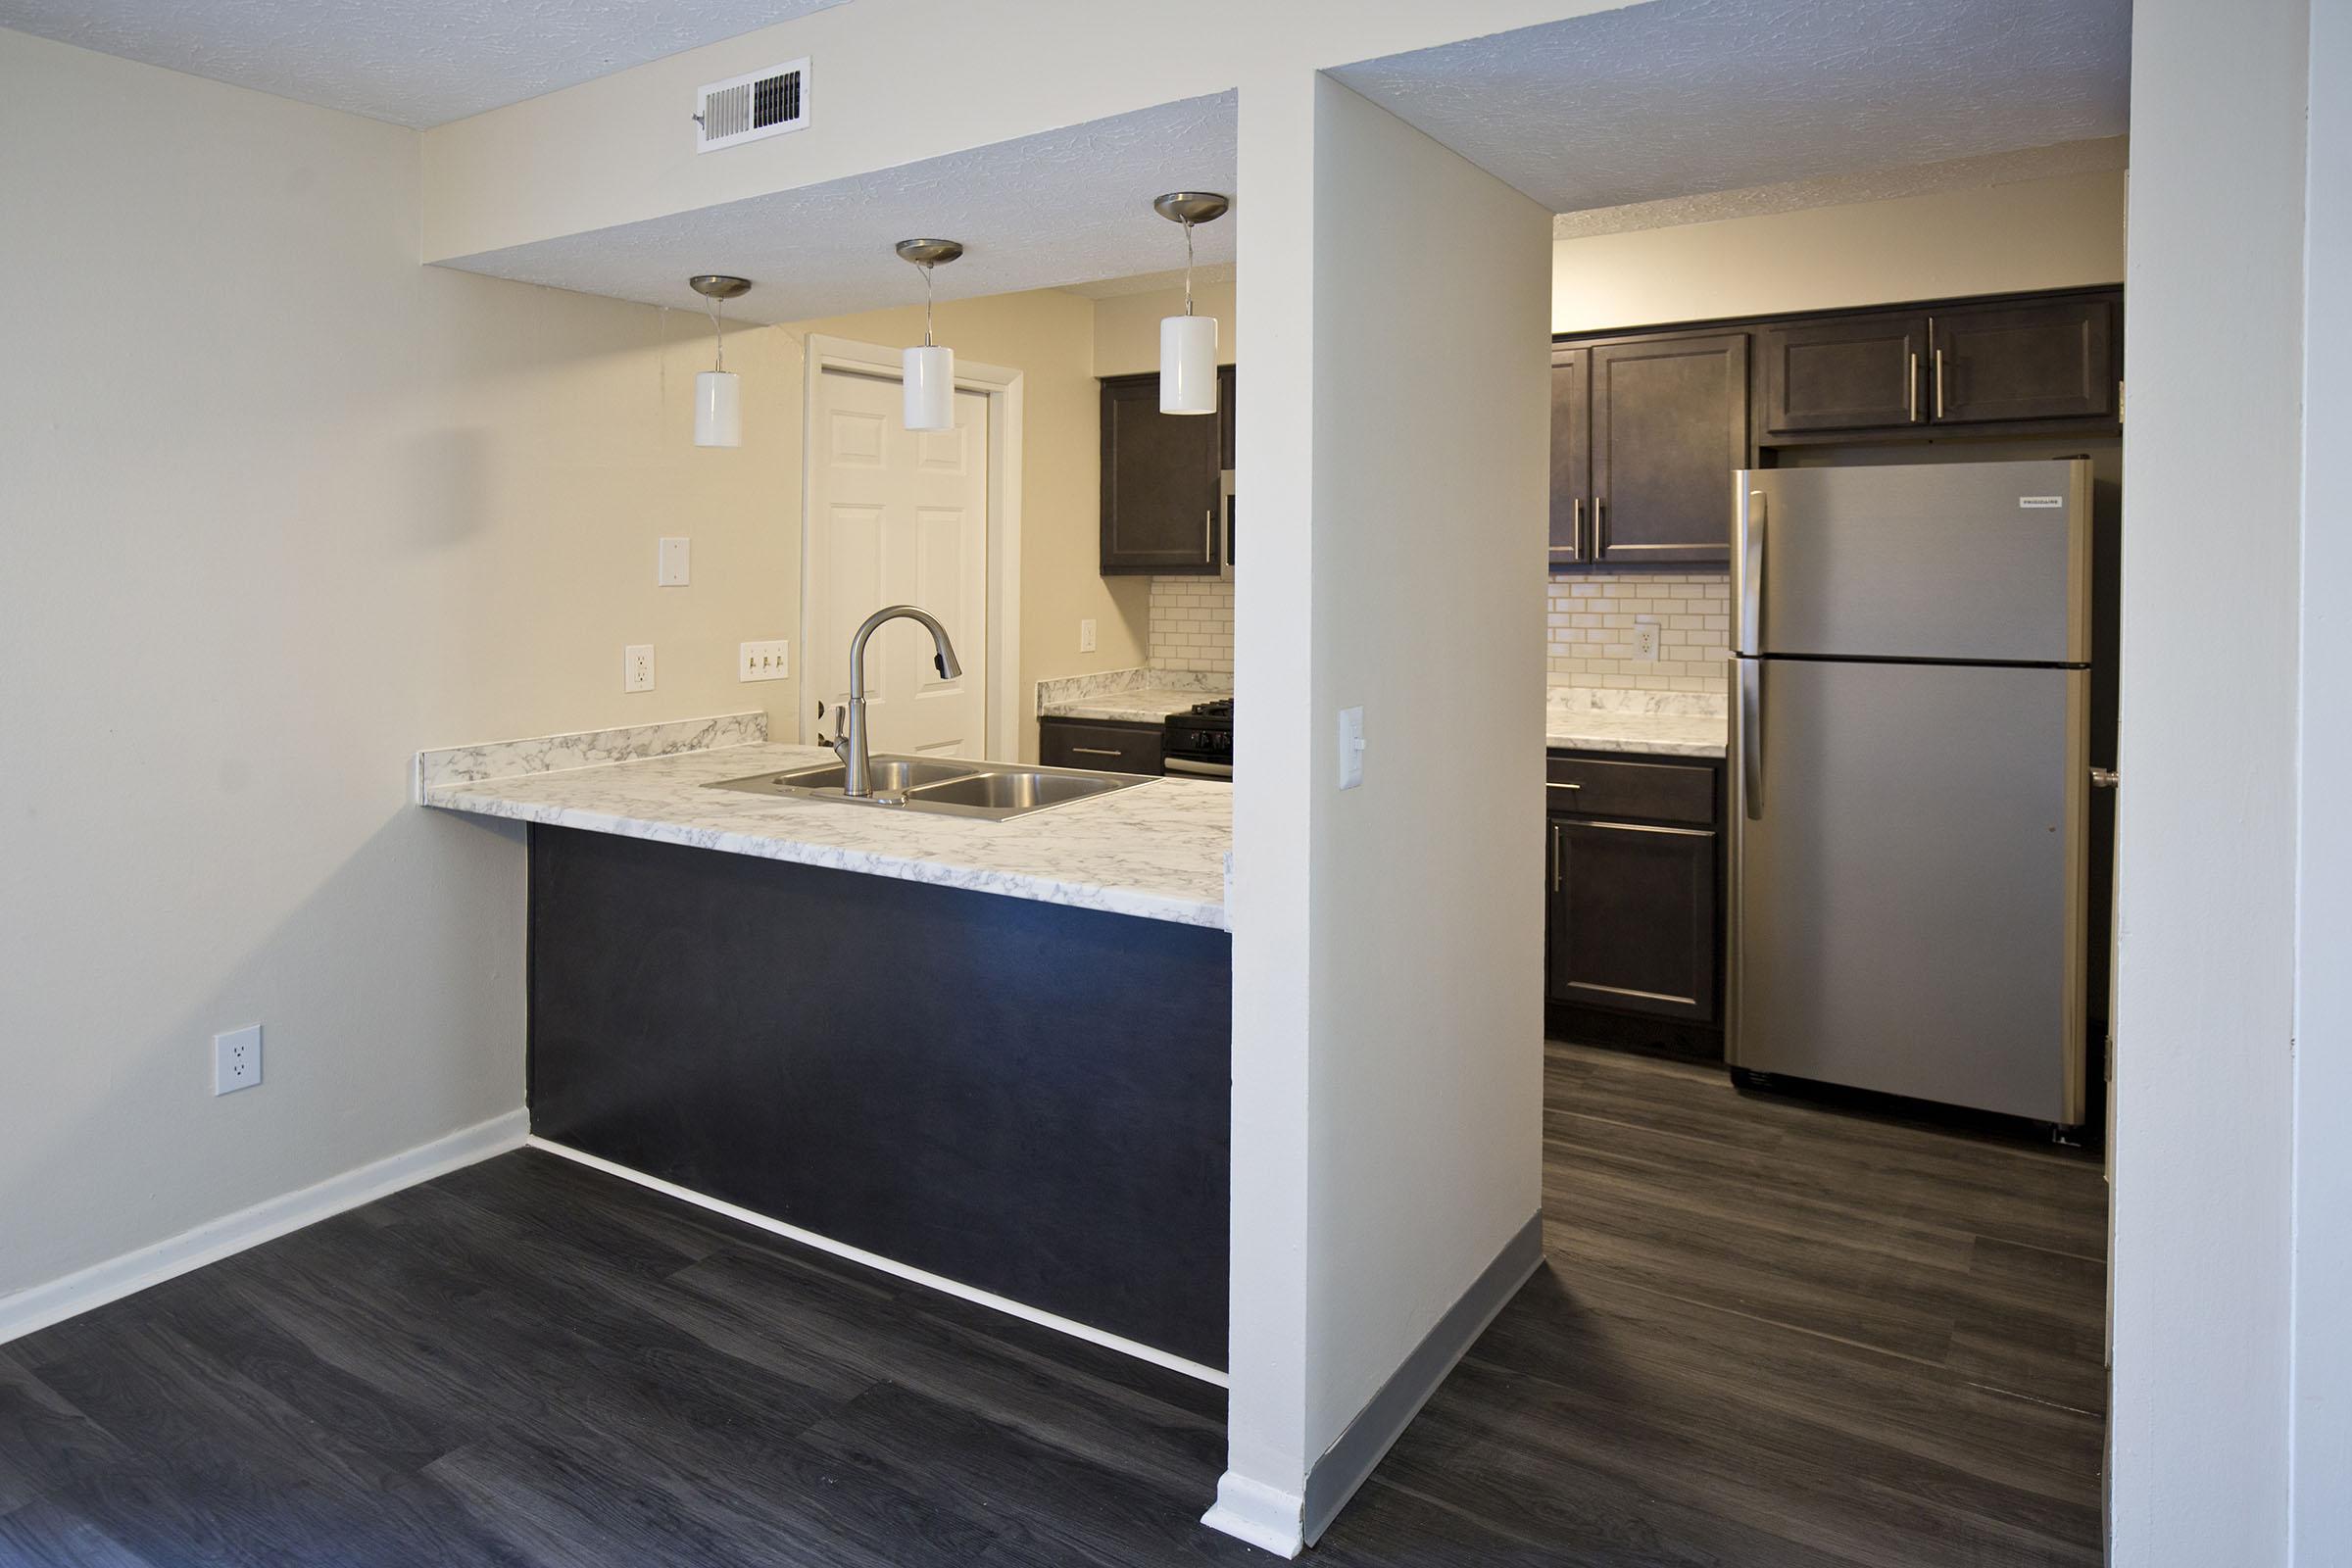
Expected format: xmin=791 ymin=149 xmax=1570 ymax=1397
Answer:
xmin=658 ymin=537 xmax=690 ymax=586
xmin=1634 ymin=618 xmax=1660 ymax=662
xmin=624 ymin=645 xmax=656 ymax=692
xmin=214 ymin=1024 xmax=262 ymax=1096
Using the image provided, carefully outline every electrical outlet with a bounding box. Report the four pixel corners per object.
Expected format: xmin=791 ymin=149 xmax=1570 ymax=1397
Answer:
xmin=658 ymin=537 xmax=691 ymax=586
xmin=623 ymin=645 xmax=656 ymax=692
xmin=1079 ymin=618 xmax=1098 ymax=654
xmin=1633 ymin=619 xmax=1660 ymax=662
xmin=739 ymin=639 xmax=790 ymax=682
xmin=214 ymin=1024 xmax=262 ymax=1096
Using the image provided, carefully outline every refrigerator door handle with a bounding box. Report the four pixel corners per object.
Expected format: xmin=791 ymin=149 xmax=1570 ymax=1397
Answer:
xmin=1739 ymin=487 xmax=1766 ymax=654
xmin=1740 ymin=657 xmax=1764 ymax=820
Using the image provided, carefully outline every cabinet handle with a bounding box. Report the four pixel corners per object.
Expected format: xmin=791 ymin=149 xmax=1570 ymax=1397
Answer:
xmin=1907 ymin=351 xmax=1920 ymax=422
xmin=1204 ymin=509 xmax=1214 ymax=561
xmin=1574 ymin=497 xmax=1585 ymax=559
xmin=1934 ymin=347 xmax=1947 ymax=419
xmin=1592 ymin=496 xmax=1606 ymax=556
xmin=1550 ymin=822 xmax=1562 ymax=894
xmin=1071 ymin=747 xmax=1123 ymax=758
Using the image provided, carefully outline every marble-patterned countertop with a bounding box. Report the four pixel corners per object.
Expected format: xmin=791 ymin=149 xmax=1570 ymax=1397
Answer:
xmin=1544 ymin=687 xmax=1729 ymax=759
xmin=1042 ymin=687 xmax=1228 ymax=724
xmin=1035 ymin=666 xmax=1230 ymax=726
xmin=422 ymin=739 xmax=1232 ymax=930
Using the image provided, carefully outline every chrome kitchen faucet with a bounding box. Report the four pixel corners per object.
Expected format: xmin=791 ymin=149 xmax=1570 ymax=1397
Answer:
xmin=827 ymin=605 xmax=962 ymax=798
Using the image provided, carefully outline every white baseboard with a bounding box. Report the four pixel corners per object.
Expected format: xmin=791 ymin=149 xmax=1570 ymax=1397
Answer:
xmin=526 ymin=1136 xmax=1229 ymax=1388
xmin=1201 ymin=1472 xmax=1307 ymax=1558
xmin=0 ymin=1108 xmax=529 ymax=1347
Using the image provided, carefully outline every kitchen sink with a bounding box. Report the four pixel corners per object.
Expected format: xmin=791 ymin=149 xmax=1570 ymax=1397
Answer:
xmin=705 ymin=755 xmax=1150 ymax=821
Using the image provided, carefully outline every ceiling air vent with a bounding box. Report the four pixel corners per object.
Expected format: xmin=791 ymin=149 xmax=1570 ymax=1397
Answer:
xmin=695 ymin=58 xmax=808 ymax=153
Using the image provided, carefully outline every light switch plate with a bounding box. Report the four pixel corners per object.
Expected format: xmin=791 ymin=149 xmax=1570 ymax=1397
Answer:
xmin=739 ymin=639 xmax=790 ymax=682
xmin=1079 ymin=618 xmax=1098 ymax=654
xmin=658 ymin=537 xmax=690 ymax=586
xmin=214 ymin=1024 xmax=262 ymax=1095
xmin=623 ymin=645 xmax=655 ymax=692
xmin=1338 ymin=706 xmax=1365 ymax=790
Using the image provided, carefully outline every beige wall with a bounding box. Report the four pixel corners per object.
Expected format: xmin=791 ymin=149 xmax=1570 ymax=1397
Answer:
xmin=768 ymin=288 xmax=1148 ymax=761
xmin=1093 ymin=279 xmax=1241 ymax=377
xmin=0 ymin=28 xmax=800 ymax=1300
xmin=1551 ymin=167 xmax=2128 ymax=332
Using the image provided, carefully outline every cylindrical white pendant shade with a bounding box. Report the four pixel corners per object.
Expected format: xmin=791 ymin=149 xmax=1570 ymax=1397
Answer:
xmin=903 ymin=344 xmax=956 ymax=431
xmin=1159 ymin=314 xmax=1219 ymax=415
xmin=694 ymin=370 xmax=742 ymax=448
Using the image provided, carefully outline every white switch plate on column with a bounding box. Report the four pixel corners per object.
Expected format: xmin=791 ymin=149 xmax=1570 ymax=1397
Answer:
xmin=658 ymin=537 xmax=690 ymax=586
xmin=623 ymin=645 xmax=655 ymax=692
xmin=738 ymin=639 xmax=790 ymax=681
xmin=1338 ymin=706 xmax=1365 ymax=790
xmin=214 ymin=1024 xmax=262 ymax=1095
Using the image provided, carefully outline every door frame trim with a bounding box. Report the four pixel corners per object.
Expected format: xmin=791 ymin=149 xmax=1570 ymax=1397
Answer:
xmin=801 ymin=334 xmax=1025 ymax=761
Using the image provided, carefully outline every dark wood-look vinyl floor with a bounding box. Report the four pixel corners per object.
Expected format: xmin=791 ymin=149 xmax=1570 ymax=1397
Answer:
xmin=0 ymin=1042 xmax=2108 ymax=1566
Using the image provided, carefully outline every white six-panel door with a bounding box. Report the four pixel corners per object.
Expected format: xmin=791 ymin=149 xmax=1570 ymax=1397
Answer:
xmin=805 ymin=368 xmax=989 ymax=758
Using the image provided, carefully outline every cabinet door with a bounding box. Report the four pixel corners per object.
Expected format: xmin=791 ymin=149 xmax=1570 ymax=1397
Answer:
xmin=1038 ymin=718 xmax=1163 ymax=776
xmin=1590 ymin=333 xmax=1748 ymax=565
xmin=1929 ymin=296 xmax=2116 ymax=424
xmin=1548 ymin=345 xmax=1590 ymax=564
xmin=1762 ymin=312 xmax=1927 ymax=433
xmin=1100 ymin=373 xmax=1222 ymax=574
xmin=1547 ymin=817 xmax=1718 ymax=1021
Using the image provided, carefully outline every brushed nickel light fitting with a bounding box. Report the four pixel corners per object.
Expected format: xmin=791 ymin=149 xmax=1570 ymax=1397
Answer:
xmin=689 ymin=274 xmax=752 ymax=447
xmin=1152 ymin=192 xmax=1228 ymax=416
xmin=895 ymin=239 xmax=965 ymax=431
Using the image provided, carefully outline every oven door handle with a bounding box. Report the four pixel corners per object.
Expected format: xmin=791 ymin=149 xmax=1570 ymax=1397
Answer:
xmin=1161 ymin=757 xmax=1234 ymax=779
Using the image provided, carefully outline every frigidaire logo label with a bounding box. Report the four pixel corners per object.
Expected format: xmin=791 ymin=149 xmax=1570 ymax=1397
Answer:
xmin=2019 ymin=496 xmax=2064 ymax=509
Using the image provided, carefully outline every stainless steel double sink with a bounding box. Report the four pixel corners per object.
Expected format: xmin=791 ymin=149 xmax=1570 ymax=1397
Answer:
xmin=705 ymin=754 xmax=1151 ymax=821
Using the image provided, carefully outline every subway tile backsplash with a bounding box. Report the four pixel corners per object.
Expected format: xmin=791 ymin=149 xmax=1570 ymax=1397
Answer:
xmin=1149 ymin=570 xmax=1727 ymax=694
xmin=1148 ymin=576 xmax=1235 ymax=676
xmin=1546 ymin=570 xmax=1733 ymax=694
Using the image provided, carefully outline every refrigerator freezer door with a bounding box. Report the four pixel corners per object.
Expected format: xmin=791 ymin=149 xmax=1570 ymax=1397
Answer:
xmin=1732 ymin=460 xmax=2090 ymax=664
xmin=1729 ymin=658 xmax=2088 ymax=1122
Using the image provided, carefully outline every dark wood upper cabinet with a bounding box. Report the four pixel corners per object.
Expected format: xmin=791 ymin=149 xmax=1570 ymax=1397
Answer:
xmin=1548 ymin=345 xmax=1591 ymax=564
xmin=1762 ymin=311 xmax=1925 ymax=434
xmin=1589 ymin=332 xmax=1748 ymax=565
xmin=1928 ymin=295 xmax=2116 ymax=424
xmin=1100 ymin=371 xmax=1222 ymax=575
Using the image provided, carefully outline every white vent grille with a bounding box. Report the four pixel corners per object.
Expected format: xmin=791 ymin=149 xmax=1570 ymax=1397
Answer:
xmin=696 ymin=58 xmax=808 ymax=153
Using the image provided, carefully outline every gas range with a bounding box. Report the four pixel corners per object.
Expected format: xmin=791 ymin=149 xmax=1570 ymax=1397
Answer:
xmin=1161 ymin=698 xmax=1234 ymax=779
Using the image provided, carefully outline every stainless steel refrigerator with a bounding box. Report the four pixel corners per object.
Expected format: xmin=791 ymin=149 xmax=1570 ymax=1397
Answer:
xmin=1729 ymin=458 xmax=2091 ymax=1125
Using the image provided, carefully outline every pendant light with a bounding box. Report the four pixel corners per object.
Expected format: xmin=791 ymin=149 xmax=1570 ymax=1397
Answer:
xmin=1152 ymin=192 xmax=1228 ymax=416
xmin=689 ymin=273 xmax=751 ymax=448
xmin=895 ymin=238 xmax=964 ymax=431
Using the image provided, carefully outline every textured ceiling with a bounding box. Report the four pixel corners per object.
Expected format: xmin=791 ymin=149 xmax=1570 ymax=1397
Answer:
xmin=0 ymin=0 xmax=854 ymax=127
xmin=1552 ymin=135 xmax=2131 ymax=238
xmin=1332 ymin=0 xmax=2131 ymax=216
xmin=436 ymin=95 xmax=1238 ymax=323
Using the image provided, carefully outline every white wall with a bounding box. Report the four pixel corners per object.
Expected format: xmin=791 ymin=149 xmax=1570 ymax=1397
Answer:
xmin=1215 ymin=71 xmax=1548 ymax=1554
xmin=0 ymin=28 xmax=798 ymax=1303
xmin=1304 ymin=74 xmax=1549 ymax=1450
xmin=2109 ymin=0 xmax=2310 ymax=1560
xmin=2293 ymin=0 xmax=2350 ymax=1554
xmin=1550 ymin=168 xmax=2128 ymax=332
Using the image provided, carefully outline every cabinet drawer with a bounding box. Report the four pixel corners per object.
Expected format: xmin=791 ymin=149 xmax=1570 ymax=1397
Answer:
xmin=1546 ymin=755 xmax=1716 ymax=826
xmin=1039 ymin=718 xmax=1163 ymax=776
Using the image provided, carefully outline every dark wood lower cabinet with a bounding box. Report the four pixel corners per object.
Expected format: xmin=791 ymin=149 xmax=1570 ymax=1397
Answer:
xmin=1545 ymin=749 xmax=1727 ymax=1054
xmin=1038 ymin=715 xmax=1163 ymax=775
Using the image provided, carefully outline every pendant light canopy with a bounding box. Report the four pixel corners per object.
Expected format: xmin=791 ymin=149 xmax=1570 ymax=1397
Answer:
xmin=689 ymin=273 xmax=751 ymax=448
xmin=895 ymin=238 xmax=964 ymax=432
xmin=1152 ymin=192 xmax=1228 ymax=416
